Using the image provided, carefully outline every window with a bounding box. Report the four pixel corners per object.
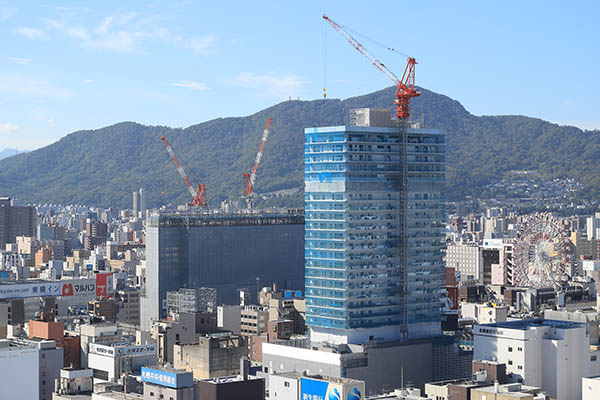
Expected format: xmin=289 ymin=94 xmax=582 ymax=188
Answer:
xmin=518 ymin=365 xmax=523 ymax=370
xmin=150 ymin=392 xmax=154 ymax=397
xmin=518 ymin=347 xmax=523 ymax=351
xmin=508 ymin=346 xmax=513 ymax=352
xmin=592 ymin=355 xmax=597 ymax=361
xmin=508 ymin=360 xmax=513 ymax=365
xmin=284 ymin=382 xmax=290 ymax=388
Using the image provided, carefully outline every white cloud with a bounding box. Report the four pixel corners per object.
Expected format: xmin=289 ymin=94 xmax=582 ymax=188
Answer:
xmin=44 ymin=12 xmax=215 ymax=55
xmin=13 ymin=26 xmax=46 ymax=39
xmin=170 ymin=80 xmax=209 ymax=91
xmin=186 ymin=35 xmax=216 ymax=56
xmin=31 ymin=113 xmax=56 ymax=126
xmin=0 ymin=5 xmax=17 ymax=20
xmin=231 ymin=72 xmax=307 ymax=99
xmin=0 ymin=76 xmax=73 ymax=99
xmin=6 ymin=56 xmax=32 ymax=64
xmin=0 ymin=122 xmax=21 ymax=133
xmin=83 ymin=79 xmax=96 ymax=83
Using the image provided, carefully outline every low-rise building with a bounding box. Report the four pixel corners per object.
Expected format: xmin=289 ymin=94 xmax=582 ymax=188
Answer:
xmin=173 ymin=333 xmax=246 ymax=379
xmin=582 ymin=375 xmax=600 ymax=400
xmin=0 ymin=338 xmax=63 ymax=400
xmin=473 ymin=319 xmax=600 ymax=400
xmin=470 ymin=382 xmax=546 ymax=400
xmin=140 ymin=366 xmax=195 ymax=400
xmin=53 ymin=368 xmax=94 ymax=398
xmin=87 ymin=342 xmax=157 ymax=383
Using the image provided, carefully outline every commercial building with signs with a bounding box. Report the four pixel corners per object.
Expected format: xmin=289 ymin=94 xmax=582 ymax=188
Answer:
xmin=141 ymin=212 xmax=305 ymax=330
xmin=304 ymin=109 xmax=445 ymax=344
xmin=141 ymin=366 xmax=195 ymax=400
xmin=88 ymin=342 xmax=157 ymax=382
xmin=300 ymin=375 xmax=364 ymax=400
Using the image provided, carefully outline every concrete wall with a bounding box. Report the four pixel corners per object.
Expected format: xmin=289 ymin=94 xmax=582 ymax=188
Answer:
xmin=582 ymin=377 xmax=600 ymax=400
xmin=346 ymin=341 xmax=433 ymax=395
xmin=0 ymin=345 xmax=39 ymax=399
xmin=268 ymin=374 xmax=299 ymax=400
xmin=143 ymin=382 xmax=195 ymax=400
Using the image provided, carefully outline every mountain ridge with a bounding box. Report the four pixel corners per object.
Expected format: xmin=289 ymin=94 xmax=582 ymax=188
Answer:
xmin=1 ymin=86 xmax=598 ymax=209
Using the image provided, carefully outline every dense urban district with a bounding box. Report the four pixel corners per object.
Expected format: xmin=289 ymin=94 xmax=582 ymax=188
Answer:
xmin=1 ymin=10 xmax=600 ymax=400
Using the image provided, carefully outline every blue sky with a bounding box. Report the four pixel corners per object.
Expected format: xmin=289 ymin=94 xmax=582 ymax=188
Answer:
xmin=1 ymin=1 xmax=599 ymax=149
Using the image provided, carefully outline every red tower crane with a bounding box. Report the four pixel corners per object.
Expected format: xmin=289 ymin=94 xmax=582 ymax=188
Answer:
xmin=160 ymin=136 xmax=207 ymax=207
xmin=323 ymin=14 xmax=419 ymax=338
xmin=243 ymin=117 xmax=273 ymax=209
xmin=322 ymin=14 xmax=420 ymax=120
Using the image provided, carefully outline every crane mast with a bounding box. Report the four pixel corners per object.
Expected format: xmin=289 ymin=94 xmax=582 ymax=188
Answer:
xmin=160 ymin=136 xmax=207 ymax=207
xmin=243 ymin=117 xmax=273 ymax=209
xmin=323 ymin=14 xmax=419 ymax=339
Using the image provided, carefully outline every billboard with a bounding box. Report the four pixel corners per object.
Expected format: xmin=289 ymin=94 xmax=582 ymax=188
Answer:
xmin=89 ymin=343 xmax=156 ymax=358
xmin=96 ymin=272 xmax=115 ymax=299
xmin=141 ymin=367 xmax=193 ymax=389
xmin=0 ymin=279 xmax=96 ymax=300
xmin=300 ymin=377 xmax=364 ymax=400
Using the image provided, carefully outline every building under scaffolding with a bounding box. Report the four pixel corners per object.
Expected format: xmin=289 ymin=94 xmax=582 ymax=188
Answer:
xmin=141 ymin=211 xmax=304 ymax=330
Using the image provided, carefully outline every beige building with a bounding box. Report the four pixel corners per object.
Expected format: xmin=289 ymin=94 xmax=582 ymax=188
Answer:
xmin=173 ymin=333 xmax=246 ymax=379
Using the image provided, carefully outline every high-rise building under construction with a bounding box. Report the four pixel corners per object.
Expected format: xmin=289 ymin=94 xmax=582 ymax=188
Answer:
xmin=305 ymin=108 xmax=445 ymax=344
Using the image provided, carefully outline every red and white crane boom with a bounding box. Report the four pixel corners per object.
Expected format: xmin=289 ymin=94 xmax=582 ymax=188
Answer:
xmin=243 ymin=117 xmax=273 ymax=208
xmin=322 ymin=14 xmax=420 ymax=120
xmin=160 ymin=136 xmax=207 ymax=207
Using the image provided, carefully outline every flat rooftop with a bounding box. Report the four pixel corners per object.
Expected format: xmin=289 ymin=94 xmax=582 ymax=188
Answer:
xmin=483 ymin=318 xmax=583 ymax=331
xmin=148 ymin=212 xmax=304 ymax=228
xmin=199 ymin=375 xmax=263 ymax=384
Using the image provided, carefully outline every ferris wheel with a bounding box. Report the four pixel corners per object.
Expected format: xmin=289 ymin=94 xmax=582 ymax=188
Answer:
xmin=513 ymin=213 xmax=572 ymax=289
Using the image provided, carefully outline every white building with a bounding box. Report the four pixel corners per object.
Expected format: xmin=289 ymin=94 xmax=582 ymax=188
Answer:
xmin=88 ymin=342 xmax=157 ymax=383
xmin=587 ymin=212 xmax=600 ymax=240
xmin=0 ymin=338 xmax=63 ymax=400
xmin=446 ymin=243 xmax=482 ymax=282
xmin=582 ymin=376 xmax=600 ymax=400
xmin=473 ymin=319 xmax=600 ymax=400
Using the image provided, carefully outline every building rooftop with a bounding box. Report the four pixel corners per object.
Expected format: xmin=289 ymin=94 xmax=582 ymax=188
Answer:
xmin=148 ymin=212 xmax=304 ymax=228
xmin=93 ymin=392 xmax=143 ymax=400
xmin=200 ymin=375 xmax=263 ymax=384
xmin=482 ymin=318 xmax=584 ymax=331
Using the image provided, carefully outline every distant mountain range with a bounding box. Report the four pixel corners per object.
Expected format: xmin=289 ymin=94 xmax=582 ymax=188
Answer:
xmin=0 ymin=86 xmax=598 ymax=209
xmin=0 ymin=148 xmax=27 ymax=161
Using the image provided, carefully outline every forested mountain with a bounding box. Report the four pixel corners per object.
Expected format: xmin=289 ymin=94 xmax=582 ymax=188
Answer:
xmin=1 ymin=86 xmax=598 ymax=209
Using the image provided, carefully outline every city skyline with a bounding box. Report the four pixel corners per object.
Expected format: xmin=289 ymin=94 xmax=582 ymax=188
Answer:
xmin=1 ymin=1 xmax=599 ymax=149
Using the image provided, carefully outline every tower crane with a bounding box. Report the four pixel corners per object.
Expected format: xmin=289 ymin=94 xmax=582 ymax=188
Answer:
xmin=243 ymin=117 xmax=273 ymax=209
xmin=322 ymin=14 xmax=420 ymax=120
xmin=160 ymin=136 xmax=207 ymax=207
xmin=323 ymin=14 xmax=420 ymax=337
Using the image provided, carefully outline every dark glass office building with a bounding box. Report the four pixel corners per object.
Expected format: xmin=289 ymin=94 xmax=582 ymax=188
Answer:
xmin=141 ymin=213 xmax=304 ymax=330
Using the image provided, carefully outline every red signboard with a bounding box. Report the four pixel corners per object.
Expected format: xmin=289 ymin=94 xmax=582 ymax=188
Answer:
xmin=96 ymin=272 xmax=115 ymax=299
